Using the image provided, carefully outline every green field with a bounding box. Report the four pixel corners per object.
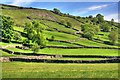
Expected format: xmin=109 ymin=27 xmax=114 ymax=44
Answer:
xmin=2 ymin=62 xmax=119 ymax=78
xmin=40 ymin=48 xmax=118 ymax=56
xmin=2 ymin=48 xmax=118 ymax=56
xmin=0 ymin=42 xmax=21 ymax=47
xmin=0 ymin=50 xmax=17 ymax=57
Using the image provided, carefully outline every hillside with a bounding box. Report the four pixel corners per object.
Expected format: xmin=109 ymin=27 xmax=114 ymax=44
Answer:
xmin=1 ymin=4 xmax=119 ymax=47
xmin=1 ymin=4 xmax=120 ymax=78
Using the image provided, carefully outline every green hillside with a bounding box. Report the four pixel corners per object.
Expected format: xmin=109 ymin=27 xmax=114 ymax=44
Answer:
xmin=1 ymin=4 xmax=119 ymax=55
xmin=1 ymin=4 xmax=119 ymax=78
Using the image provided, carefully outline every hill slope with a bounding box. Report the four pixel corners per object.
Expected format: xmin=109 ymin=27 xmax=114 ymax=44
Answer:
xmin=1 ymin=4 xmax=119 ymax=48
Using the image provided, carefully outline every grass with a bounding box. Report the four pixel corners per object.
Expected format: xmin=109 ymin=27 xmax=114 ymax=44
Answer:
xmin=0 ymin=42 xmax=21 ymax=47
xmin=13 ymin=26 xmax=24 ymax=32
xmin=2 ymin=62 xmax=119 ymax=78
xmin=0 ymin=50 xmax=17 ymax=57
xmin=40 ymin=20 xmax=76 ymax=34
xmin=94 ymin=32 xmax=110 ymax=41
xmin=3 ymin=47 xmax=119 ymax=56
xmin=73 ymin=39 xmax=118 ymax=47
xmin=7 ymin=48 xmax=33 ymax=53
xmin=2 ymin=7 xmax=82 ymax=29
xmin=47 ymin=41 xmax=78 ymax=46
xmin=39 ymin=48 xmax=118 ymax=56
xmin=44 ymin=30 xmax=78 ymax=40
xmin=4 ymin=47 xmax=119 ymax=56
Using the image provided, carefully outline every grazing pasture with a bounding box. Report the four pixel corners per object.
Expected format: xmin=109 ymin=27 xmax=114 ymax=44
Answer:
xmin=2 ymin=62 xmax=119 ymax=78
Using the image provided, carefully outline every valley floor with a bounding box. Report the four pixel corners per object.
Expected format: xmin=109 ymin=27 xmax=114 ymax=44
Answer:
xmin=2 ymin=62 xmax=119 ymax=78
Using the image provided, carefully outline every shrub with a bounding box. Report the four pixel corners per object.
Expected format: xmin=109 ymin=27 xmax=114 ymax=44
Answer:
xmin=109 ymin=30 xmax=118 ymax=45
xmin=81 ymin=24 xmax=100 ymax=40
xmin=51 ymin=36 xmax=55 ymax=41
xmin=13 ymin=32 xmax=22 ymax=42
xmin=31 ymin=44 xmax=40 ymax=54
xmin=83 ymin=31 xmax=94 ymax=40
xmin=67 ymin=22 xmax=72 ymax=28
xmin=101 ymin=22 xmax=111 ymax=32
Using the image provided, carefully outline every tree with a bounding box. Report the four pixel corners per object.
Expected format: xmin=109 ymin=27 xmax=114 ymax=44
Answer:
xmin=89 ymin=15 xmax=93 ymax=19
xmin=109 ymin=30 xmax=118 ymax=44
xmin=53 ymin=8 xmax=61 ymax=14
xmin=31 ymin=44 xmax=40 ymax=54
xmin=60 ymin=20 xmax=65 ymax=24
xmin=1 ymin=15 xmax=14 ymax=42
xmin=96 ymin=14 xmax=104 ymax=23
xmin=23 ymin=38 xmax=30 ymax=44
xmin=81 ymin=24 xmax=100 ymax=34
xmin=83 ymin=31 xmax=94 ymax=40
xmin=67 ymin=22 xmax=72 ymax=28
xmin=81 ymin=24 xmax=100 ymax=40
xmin=13 ymin=32 xmax=22 ymax=42
xmin=101 ymin=22 xmax=111 ymax=32
xmin=32 ymin=32 xmax=46 ymax=47
xmin=111 ymin=18 xmax=114 ymax=25
xmin=24 ymin=20 xmax=47 ymax=47
xmin=51 ymin=36 xmax=55 ymax=41
xmin=24 ymin=22 xmax=34 ymax=39
xmin=94 ymin=25 xmax=100 ymax=34
xmin=92 ymin=17 xmax=98 ymax=24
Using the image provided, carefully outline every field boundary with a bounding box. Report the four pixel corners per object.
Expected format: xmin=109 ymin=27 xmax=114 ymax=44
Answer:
xmin=1 ymin=57 xmax=120 ymax=63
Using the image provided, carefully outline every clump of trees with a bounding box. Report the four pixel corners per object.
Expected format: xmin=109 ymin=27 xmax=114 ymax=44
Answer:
xmin=81 ymin=24 xmax=100 ymax=40
xmin=53 ymin=8 xmax=61 ymax=15
xmin=100 ymin=22 xmax=111 ymax=32
xmin=24 ymin=20 xmax=47 ymax=53
xmin=1 ymin=15 xmax=22 ymax=42
xmin=1 ymin=15 xmax=14 ymax=42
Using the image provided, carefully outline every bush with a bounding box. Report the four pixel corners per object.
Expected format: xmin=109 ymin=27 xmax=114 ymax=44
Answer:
xmin=101 ymin=22 xmax=111 ymax=32
xmin=66 ymin=22 xmax=72 ymax=28
xmin=13 ymin=32 xmax=22 ymax=42
xmin=83 ymin=31 xmax=94 ymax=40
xmin=81 ymin=24 xmax=100 ymax=40
xmin=53 ymin=8 xmax=61 ymax=14
xmin=109 ymin=30 xmax=118 ymax=45
xmin=51 ymin=36 xmax=55 ymax=41
xmin=31 ymin=44 xmax=40 ymax=54
xmin=23 ymin=39 xmax=30 ymax=44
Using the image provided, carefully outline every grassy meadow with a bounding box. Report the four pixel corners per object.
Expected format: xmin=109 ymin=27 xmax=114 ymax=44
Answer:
xmin=2 ymin=62 xmax=119 ymax=78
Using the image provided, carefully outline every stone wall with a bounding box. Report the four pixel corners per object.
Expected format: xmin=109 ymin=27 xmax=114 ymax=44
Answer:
xmin=0 ymin=57 xmax=10 ymax=62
